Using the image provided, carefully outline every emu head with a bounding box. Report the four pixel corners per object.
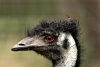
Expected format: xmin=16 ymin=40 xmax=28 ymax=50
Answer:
xmin=11 ymin=19 xmax=79 ymax=61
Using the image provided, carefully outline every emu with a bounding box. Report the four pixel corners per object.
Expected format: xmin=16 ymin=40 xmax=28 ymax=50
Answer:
xmin=11 ymin=18 xmax=80 ymax=67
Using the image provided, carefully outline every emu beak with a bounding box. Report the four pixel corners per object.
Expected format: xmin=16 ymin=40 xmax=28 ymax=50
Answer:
xmin=11 ymin=37 xmax=35 ymax=51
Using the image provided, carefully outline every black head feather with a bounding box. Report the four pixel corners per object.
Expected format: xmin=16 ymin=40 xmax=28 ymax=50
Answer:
xmin=27 ymin=19 xmax=79 ymax=39
xmin=27 ymin=19 xmax=80 ymax=67
xmin=12 ymin=18 xmax=80 ymax=67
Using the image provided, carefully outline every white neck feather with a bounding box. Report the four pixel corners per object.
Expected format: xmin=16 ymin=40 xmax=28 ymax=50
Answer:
xmin=55 ymin=33 xmax=77 ymax=67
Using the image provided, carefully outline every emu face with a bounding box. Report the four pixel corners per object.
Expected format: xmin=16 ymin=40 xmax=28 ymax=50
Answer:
xmin=11 ymin=19 xmax=79 ymax=61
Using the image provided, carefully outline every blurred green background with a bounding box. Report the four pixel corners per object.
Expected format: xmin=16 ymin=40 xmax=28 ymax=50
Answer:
xmin=0 ymin=0 xmax=100 ymax=67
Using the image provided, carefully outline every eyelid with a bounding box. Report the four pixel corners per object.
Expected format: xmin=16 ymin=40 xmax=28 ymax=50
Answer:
xmin=44 ymin=36 xmax=54 ymax=43
xmin=40 ymin=34 xmax=52 ymax=38
xmin=40 ymin=33 xmax=58 ymax=40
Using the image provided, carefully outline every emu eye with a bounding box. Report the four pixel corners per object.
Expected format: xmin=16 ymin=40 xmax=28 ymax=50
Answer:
xmin=44 ymin=36 xmax=54 ymax=43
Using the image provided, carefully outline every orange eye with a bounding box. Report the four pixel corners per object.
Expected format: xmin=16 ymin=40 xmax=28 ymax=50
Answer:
xmin=44 ymin=36 xmax=54 ymax=43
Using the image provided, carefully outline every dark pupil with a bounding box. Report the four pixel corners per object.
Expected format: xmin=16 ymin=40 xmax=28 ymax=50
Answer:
xmin=45 ymin=36 xmax=54 ymax=43
xmin=47 ymin=36 xmax=52 ymax=40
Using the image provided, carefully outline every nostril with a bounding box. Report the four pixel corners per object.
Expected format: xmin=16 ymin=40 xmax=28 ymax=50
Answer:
xmin=19 ymin=43 xmax=25 ymax=46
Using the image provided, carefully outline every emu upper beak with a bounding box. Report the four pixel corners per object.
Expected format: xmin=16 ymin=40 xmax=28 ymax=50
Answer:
xmin=11 ymin=37 xmax=35 ymax=51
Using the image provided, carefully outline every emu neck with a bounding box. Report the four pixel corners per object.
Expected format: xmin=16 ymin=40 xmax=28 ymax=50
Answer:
xmin=53 ymin=33 xmax=78 ymax=67
xmin=53 ymin=45 xmax=77 ymax=67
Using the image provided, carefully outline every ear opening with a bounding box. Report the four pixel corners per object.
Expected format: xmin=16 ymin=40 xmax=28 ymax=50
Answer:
xmin=60 ymin=33 xmax=76 ymax=49
xmin=63 ymin=39 xmax=69 ymax=49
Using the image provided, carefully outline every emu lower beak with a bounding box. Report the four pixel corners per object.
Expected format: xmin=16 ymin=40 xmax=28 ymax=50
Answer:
xmin=11 ymin=37 xmax=35 ymax=51
xmin=11 ymin=46 xmax=34 ymax=51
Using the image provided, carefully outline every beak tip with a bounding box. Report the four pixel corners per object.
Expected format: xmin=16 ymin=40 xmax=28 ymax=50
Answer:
xmin=11 ymin=48 xmax=19 ymax=51
xmin=11 ymin=44 xmax=20 ymax=51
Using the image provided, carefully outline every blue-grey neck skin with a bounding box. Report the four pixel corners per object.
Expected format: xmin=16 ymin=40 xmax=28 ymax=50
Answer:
xmin=52 ymin=45 xmax=80 ymax=67
xmin=52 ymin=33 xmax=80 ymax=67
xmin=52 ymin=43 xmax=80 ymax=67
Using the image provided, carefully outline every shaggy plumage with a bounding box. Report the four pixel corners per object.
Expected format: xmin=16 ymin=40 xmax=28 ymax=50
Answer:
xmin=12 ymin=18 xmax=81 ymax=67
